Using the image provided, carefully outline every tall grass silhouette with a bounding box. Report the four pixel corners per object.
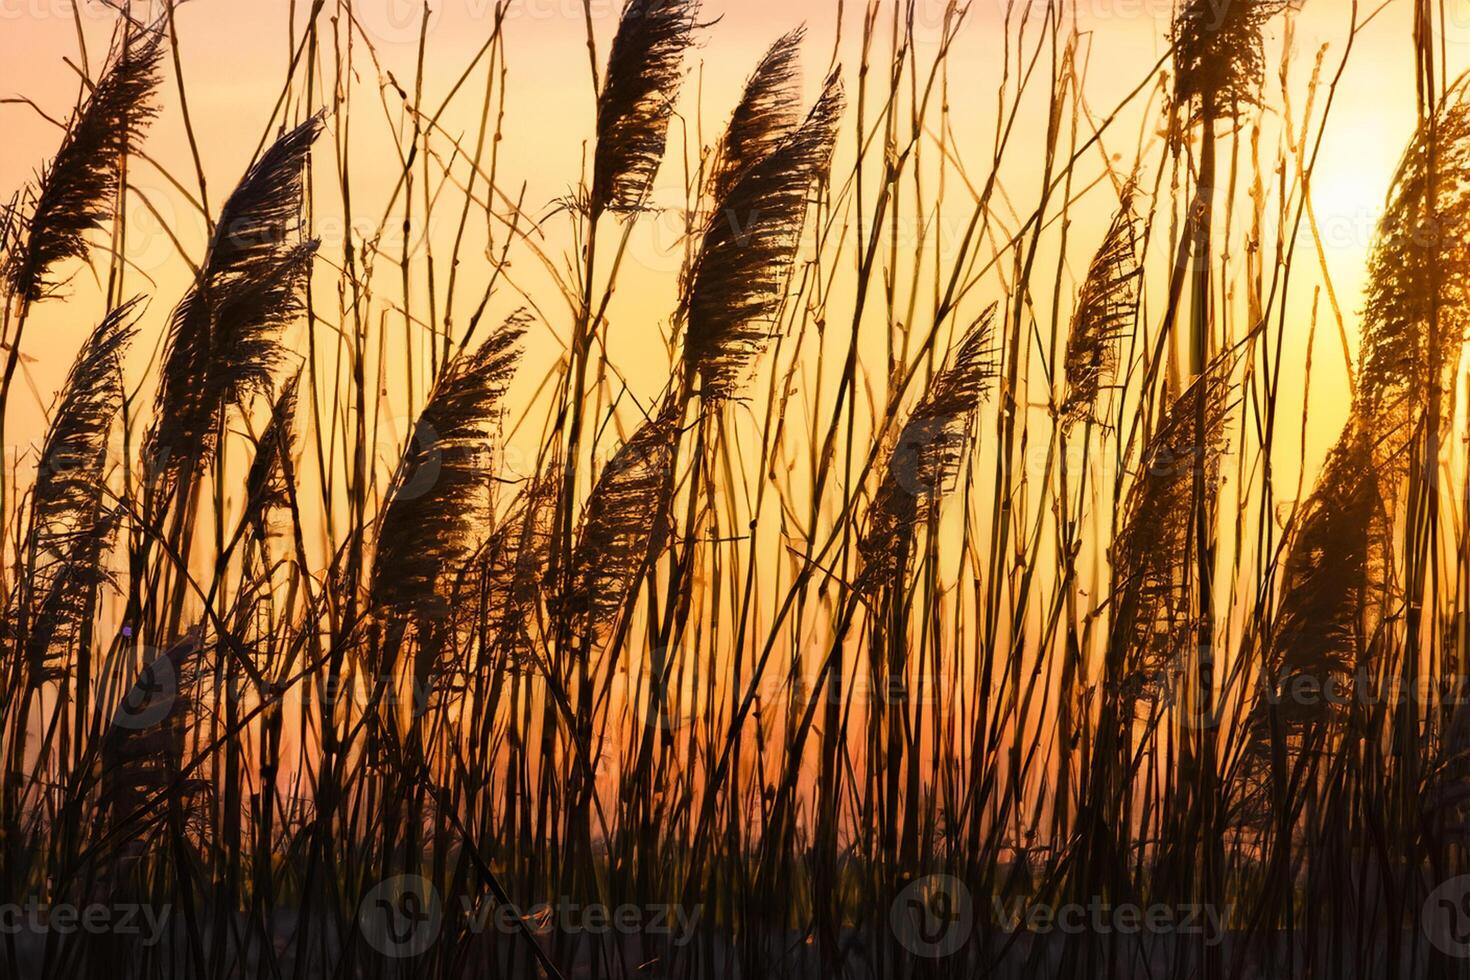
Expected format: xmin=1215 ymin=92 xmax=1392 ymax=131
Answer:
xmin=7 ymin=2 xmax=1470 ymax=979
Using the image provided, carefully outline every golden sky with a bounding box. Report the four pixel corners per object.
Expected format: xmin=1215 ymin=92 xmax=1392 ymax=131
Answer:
xmin=0 ymin=0 xmax=1459 ymax=491
xmin=6 ymin=0 xmax=1468 ymax=807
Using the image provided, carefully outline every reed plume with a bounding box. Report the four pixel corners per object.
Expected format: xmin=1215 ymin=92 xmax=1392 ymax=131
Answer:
xmin=590 ymin=0 xmax=701 ymax=217
xmin=98 ymin=629 xmax=209 ymax=882
xmin=1238 ymin=91 xmax=1470 ymax=821
xmin=1060 ymin=189 xmax=1140 ymax=426
xmin=0 ymin=194 xmax=20 ymax=271
xmin=371 ymin=315 xmax=527 ymax=633
xmin=21 ymin=301 xmax=138 ymax=683
xmin=858 ymin=306 xmax=997 ymax=593
xmin=565 ymin=403 xmax=681 ymax=643
xmin=242 ymin=374 xmax=300 ymax=541
xmin=706 ymin=28 xmax=805 ymax=207
xmin=683 ymin=70 xmax=844 ymax=400
xmin=7 ymin=25 xmax=163 ymax=303
xmin=1239 ymin=424 xmax=1386 ymax=802
xmin=1109 ymin=356 xmax=1233 ymax=714
xmin=1171 ymin=0 xmax=1293 ymax=127
xmin=1266 ymin=427 xmax=1386 ymax=693
xmin=479 ymin=463 xmax=558 ymax=667
xmin=1355 ymin=95 xmax=1470 ymax=469
xmin=1258 ymin=89 xmax=1470 ymax=706
xmin=145 ymin=116 xmax=322 ymax=508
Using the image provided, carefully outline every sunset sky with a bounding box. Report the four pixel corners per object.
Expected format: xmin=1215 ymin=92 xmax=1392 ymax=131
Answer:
xmin=10 ymin=9 xmax=1470 ymax=971
xmin=0 ymin=0 xmax=1458 ymax=485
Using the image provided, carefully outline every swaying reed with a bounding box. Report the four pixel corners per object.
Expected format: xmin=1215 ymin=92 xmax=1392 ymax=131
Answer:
xmin=590 ymin=0 xmax=702 ymax=217
xmin=21 ymin=300 xmax=139 ymax=684
xmin=371 ymin=315 xmax=528 ymax=637
xmin=1242 ymin=425 xmax=1385 ymax=793
xmin=1060 ymin=189 xmax=1140 ymax=426
xmin=706 ymin=28 xmax=805 ymax=208
xmin=565 ymin=403 xmax=681 ymax=643
xmin=6 ymin=25 xmax=162 ymax=304
xmin=145 ymin=116 xmax=322 ymax=510
xmin=0 ymin=195 xmax=20 ymax=273
xmin=99 ymin=629 xmax=208 ymax=877
xmin=1356 ymin=94 xmax=1470 ymax=468
xmin=242 ymin=373 xmax=300 ymax=541
xmin=1275 ymin=90 xmax=1470 ymax=661
xmin=1171 ymin=0 xmax=1294 ymax=125
xmin=858 ymin=305 xmax=997 ymax=593
xmin=479 ymin=463 xmax=558 ymax=667
xmin=1109 ymin=355 xmax=1233 ymax=714
xmin=683 ymin=70 xmax=844 ymax=400
xmin=1239 ymin=88 xmax=1470 ymax=819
